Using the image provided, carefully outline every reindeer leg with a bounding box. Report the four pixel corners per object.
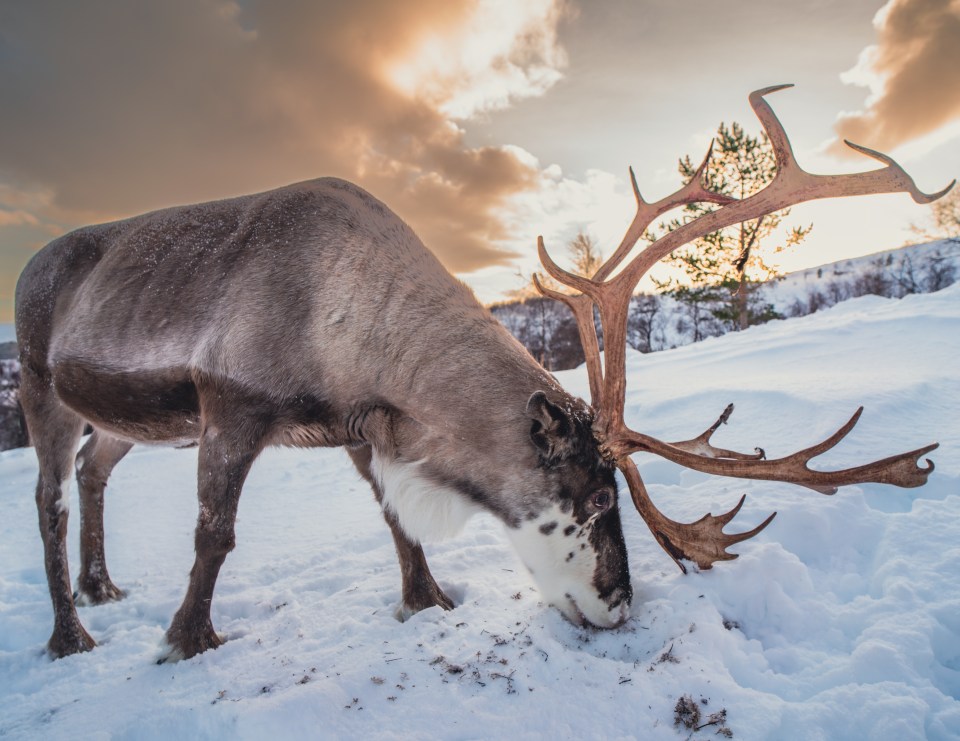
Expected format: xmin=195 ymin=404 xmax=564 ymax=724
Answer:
xmin=162 ymin=397 xmax=265 ymax=662
xmin=347 ymin=446 xmax=454 ymax=617
xmin=74 ymin=431 xmax=132 ymax=605
xmin=20 ymin=365 xmax=92 ymax=657
xmin=382 ymin=505 xmax=456 ymax=618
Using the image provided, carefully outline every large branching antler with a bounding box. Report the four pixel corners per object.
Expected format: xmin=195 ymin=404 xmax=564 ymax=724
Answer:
xmin=535 ymin=85 xmax=951 ymax=571
xmin=534 ymin=142 xmax=734 ymax=407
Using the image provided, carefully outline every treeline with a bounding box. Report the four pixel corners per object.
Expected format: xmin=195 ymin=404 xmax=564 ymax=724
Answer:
xmin=780 ymin=247 xmax=957 ymax=318
xmin=0 ymin=343 xmax=27 ymax=450
xmin=492 ymin=243 xmax=958 ymax=371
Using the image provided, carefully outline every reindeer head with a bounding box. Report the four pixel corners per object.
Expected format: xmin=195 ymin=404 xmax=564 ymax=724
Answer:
xmin=504 ymin=391 xmax=631 ymax=628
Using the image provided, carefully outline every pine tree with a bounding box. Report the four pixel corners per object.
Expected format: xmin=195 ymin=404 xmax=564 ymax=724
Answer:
xmin=650 ymin=122 xmax=811 ymax=331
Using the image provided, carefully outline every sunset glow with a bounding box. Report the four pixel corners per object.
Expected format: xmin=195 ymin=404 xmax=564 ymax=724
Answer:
xmin=384 ymin=0 xmax=567 ymax=119
xmin=0 ymin=0 xmax=958 ymax=318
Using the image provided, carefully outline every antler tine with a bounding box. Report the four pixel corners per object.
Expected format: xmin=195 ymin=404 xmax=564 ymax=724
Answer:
xmin=629 ymin=165 xmax=643 ymax=204
xmin=536 ymin=236 xmax=602 ymax=300
xmin=843 ymin=141 xmax=957 ymax=204
xmin=615 ymin=411 xmax=938 ymax=495
xmin=532 ymin=273 xmax=605 ymax=407
xmin=621 ymin=459 xmax=776 ymax=573
xmin=748 ymin=84 xmax=798 ymax=174
xmin=594 ymin=143 xmax=737 ymax=284
xmin=668 ymin=403 xmax=765 ymax=461
xmin=785 ymin=406 xmax=863 ymax=462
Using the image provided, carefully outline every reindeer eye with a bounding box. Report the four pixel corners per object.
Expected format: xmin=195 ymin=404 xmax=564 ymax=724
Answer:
xmin=591 ymin=491 xmax=611 ymax=511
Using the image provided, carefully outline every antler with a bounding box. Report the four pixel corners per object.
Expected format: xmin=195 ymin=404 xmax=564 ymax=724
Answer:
xmin=621 ymin=458 xmax=776 ymax=573
xmin=534 ymin=143 xmax=735 ymax=408
xmin=536 ymin=85 xmax=951 ymax=571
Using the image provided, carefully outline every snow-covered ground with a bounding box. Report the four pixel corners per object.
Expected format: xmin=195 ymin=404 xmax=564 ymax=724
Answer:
xmin=1 ymin=284 xmax=958 ymax=740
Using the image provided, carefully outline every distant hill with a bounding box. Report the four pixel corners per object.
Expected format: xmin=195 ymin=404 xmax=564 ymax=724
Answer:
xmin=492 ymin=239 xmax=959 ymax=369
xmin=765 ymin=239 xmax=959 ymax=315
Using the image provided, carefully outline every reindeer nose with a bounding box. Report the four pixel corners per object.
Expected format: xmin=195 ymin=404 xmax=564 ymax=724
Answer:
xmin=606 ymin=587 xmax=632 ymax=626
xmin=612 ymin=600 xmax=630 ymax=627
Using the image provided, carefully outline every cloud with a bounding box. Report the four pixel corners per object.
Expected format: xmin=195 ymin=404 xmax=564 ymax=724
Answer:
xmin=0 ymin=209 xmax=39 ymax=228
xmin=387 ymin=0 xmax=569 ymax=120
xmin=832 ymin=0 xmax=960 ymax=155
xmin=0 ymin=0 xmax=568 ymax=272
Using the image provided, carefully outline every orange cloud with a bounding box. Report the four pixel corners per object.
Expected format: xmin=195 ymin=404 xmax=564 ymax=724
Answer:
xmin=0 ymin=0 xmax=568 ymax=272
xmin=385 ymin=0 xmax=569 ymax=119
xmin=0 ymin=209 xmax=38 ymax=228
xmin=832 ymin=0 xmax=960 ymax=155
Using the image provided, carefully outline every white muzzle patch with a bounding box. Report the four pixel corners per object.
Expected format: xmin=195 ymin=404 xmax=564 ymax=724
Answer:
xmin=504 ymin=504 xmax=626 ymax=629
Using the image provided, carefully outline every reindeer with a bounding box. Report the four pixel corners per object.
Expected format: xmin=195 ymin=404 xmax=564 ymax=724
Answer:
xmin=16 ymin=85 xmax=947 ymax=661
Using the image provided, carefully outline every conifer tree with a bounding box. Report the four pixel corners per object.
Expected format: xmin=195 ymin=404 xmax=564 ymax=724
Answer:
xmin=650 ymin=122 xmax=811 ymax=331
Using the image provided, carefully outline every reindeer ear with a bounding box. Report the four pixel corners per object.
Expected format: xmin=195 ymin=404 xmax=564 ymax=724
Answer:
xmin=526 ymin=391 xmax=574 ymax=461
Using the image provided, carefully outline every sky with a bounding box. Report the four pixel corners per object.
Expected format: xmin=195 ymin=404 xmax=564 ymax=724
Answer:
xmin=1 ymin=0 xmax=958 ymax=321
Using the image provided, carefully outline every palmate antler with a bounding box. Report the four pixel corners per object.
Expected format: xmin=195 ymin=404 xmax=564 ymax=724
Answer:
xmin=536 ymin=85 xmax=952 ymax=572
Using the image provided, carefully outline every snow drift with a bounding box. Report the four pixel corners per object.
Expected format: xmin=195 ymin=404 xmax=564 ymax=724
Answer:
xmin=0 ymin=284 xmax=958 ymax=740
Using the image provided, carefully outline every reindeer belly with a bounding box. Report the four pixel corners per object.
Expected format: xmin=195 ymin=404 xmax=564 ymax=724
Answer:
xmin=52 ymin=359 xmax=201 ymax=444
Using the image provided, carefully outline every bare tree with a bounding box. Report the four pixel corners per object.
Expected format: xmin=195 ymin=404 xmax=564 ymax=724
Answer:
xmin=911 ymin=187 xmax=960 ymax=241
xmin=568 ymin=232 xmax=604 ymax=278
xmin=627 ymin=294 xmax=665 ymax=353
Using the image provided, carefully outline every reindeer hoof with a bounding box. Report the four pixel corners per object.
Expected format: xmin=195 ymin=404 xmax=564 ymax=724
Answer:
xmin=159 ymin=627 xmax=224 ymax=663
xmin=74 ymin=580 xmax=126 ymax=606
xmin=47 ymin=624 xmax=96 ymax=659
xmin=432 ymin=589 xmax=455 ymax=612
xmin=396 ymin=583 xmax=455 ymax=621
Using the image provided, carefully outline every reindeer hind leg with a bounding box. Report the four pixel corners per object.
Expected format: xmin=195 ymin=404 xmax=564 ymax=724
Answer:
xmin=20 ymin=364 xmax=92 ymax=657
xmin=74 ymin=430 xmax=133 ymax=605
xmin=161 ymin=395 xmax=267 ymax=662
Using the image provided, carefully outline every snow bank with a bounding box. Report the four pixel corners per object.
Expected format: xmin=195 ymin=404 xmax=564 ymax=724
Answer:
xmin=1 ymin=286 xmax=958 ymax=740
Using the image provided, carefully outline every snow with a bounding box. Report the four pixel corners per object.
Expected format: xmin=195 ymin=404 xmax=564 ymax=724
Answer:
xmin=1 ymin=285 xmax=959 ymax=740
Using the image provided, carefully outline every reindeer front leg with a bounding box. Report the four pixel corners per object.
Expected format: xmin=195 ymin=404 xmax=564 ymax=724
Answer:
xmin=382 ymin=505 xmax=455 ymax=618
xmin=162 ymin=404 xmax=265 ymax=662
xmin=346 ymin=446 xmax=453 ymax=618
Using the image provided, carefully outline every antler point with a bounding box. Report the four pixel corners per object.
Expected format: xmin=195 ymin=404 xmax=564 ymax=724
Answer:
xmin=628 ymin=165 xmax=646 ymax=205
xmin=751 ymin=83 xmax=795 ymax=100
xmin=923 ymin=179 xmax=956 ymax=204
